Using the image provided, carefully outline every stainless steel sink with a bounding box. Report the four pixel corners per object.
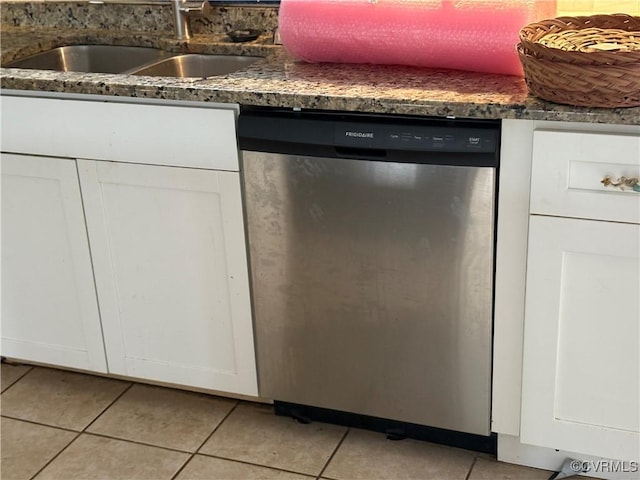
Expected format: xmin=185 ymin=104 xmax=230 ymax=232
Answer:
xmin=4 ymin=45 xmax=171 ymax=74
xmin=131 ymin=54 xmax=262 ymax=78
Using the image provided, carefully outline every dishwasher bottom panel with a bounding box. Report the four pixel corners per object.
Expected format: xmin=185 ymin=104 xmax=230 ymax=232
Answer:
xmin=274 ymin=401 xmax=497 ymax=454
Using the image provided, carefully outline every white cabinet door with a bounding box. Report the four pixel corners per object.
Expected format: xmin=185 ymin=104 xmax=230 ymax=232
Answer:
xmin=77 ymin=160 xmax=257 ymax=396
xmin=1 ymin=153 xmax=107 ymax=372
xmin=521 ymin=215 xmax=640 ymax=462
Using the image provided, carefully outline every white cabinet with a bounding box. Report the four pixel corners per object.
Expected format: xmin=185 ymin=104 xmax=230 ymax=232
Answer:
xmin=520 ymin=129 xmax=640 ymax=461
xmin=78 ymin=160 xmax=256 ymax=394
xmin=521 ymin=216 xmax=639 ymax=461
xmin=1 ymin=153 xmax=107 ymax=372
xmin=494 ymin=120 xmax=640 ymax=477
xmin=519 ymin=128 xmax=640 ymax=463
xmin=1 ymin=94 xmax=257 ymax=396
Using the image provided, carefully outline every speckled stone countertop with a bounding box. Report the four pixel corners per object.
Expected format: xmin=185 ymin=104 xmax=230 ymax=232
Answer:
xmin=2 ymin=21 xmax=639 ymax=125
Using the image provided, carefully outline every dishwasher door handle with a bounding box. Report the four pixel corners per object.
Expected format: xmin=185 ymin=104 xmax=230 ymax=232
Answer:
xmin=334 ymin=146 xmax=387 ymax=161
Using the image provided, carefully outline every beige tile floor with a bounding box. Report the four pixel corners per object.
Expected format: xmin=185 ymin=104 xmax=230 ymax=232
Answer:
xmin=0 ymin=363 xmax=557 ymax=480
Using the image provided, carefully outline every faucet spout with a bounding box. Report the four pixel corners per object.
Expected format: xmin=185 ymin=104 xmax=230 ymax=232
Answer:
xmin=172 ymin=0 xmax=210 ymax=41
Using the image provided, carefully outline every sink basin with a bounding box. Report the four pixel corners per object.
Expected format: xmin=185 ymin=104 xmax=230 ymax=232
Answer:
xmin=4 ymin=45 xmax=170 ymax=74
xmin=131 ymin=54 xmax=262 ymax=78
xmin=4 ymin=46 xmax=262 ymax=78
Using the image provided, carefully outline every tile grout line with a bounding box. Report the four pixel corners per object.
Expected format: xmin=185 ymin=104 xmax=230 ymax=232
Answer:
xmin=27 ymin=381 xmax=135 ymax=480
xmin=78 ymin=430 xmax=201 ymax=455
xmin=12 ymin=406 xmax=261 ymax=458
xmin=0 ymin=363 xmax=34 ymax=394
xmin=81 ymin=381 xmax=135 ymax=433
xmin=28 ymin=430 xmax=82 ymax=480
xmin=316 ymin=427 xmax=350 ymax=480
xmin=464 ymin=455 xmax=479 ymax=480
xmin=199 ymin=452 xmax=318 ymax=478
xmin=169 ymin=398 xmax=242 ymax=480
xmin=0 ymin=415 xmax=84 ymax=434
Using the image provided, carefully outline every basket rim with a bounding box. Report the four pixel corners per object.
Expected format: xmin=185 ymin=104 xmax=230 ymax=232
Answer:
xmin=517 ymin=43 xmax=640 ymax=70
xmin=520 ymin=13 xmax=640 ymax=38
xmin=518 ymin=14 xmax=640 ymax=65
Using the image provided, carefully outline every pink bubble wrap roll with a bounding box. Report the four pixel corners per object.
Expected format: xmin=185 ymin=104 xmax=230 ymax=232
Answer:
xmin=279 ymin=0 xmax=557 ymax=76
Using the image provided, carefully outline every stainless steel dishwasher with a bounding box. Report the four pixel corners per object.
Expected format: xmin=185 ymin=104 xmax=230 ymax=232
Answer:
xmin=239 ymin=108 xmax=499 ymax=452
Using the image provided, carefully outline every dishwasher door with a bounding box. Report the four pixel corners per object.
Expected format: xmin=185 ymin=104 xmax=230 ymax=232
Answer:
xmin=240 ymin=111 xmax=497 ymax=437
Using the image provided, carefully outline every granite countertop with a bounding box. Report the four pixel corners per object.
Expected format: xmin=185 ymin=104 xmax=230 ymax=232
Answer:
xmin=1 ymin=26 xmax=639 ymax=125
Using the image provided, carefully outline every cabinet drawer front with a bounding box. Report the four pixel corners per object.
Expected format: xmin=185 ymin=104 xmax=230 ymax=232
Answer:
xmin=1 ymin=96 xmax=239 ymax=171
xmin=531 ymin=129 xmax=640 ymax=224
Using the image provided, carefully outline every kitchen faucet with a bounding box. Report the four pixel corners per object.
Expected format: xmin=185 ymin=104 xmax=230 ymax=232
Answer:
xmin=172 ymin=0 xmax=210 ymax=40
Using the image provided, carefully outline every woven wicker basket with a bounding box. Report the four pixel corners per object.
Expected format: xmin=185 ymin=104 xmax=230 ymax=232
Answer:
xmin=518 ymin=14 xmax=640 ymax=108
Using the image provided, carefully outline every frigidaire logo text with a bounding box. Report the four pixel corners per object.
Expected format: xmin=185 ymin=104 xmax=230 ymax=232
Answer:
xmin=345 ymin=131 xmax=374 ymax=139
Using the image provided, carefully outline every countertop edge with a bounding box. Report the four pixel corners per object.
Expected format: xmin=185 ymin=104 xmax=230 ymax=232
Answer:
xmin=2 ymin=27 xmax=639 ymax=126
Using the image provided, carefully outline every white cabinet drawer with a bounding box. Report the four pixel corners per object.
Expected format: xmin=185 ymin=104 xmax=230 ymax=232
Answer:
xmin=0 ymin=96 xmax=239 ymax=171
xmin=530 ymin=129 xmax=640 ymax=224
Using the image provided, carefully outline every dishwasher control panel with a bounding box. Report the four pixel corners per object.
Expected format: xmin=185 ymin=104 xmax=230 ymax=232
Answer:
xmin=239 ymin=108 xmax=500 ymax=165
xmin=336 ymin=122 xmax=498 ymax=153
